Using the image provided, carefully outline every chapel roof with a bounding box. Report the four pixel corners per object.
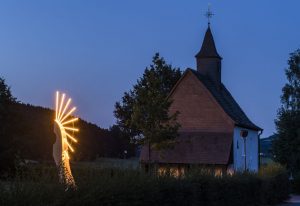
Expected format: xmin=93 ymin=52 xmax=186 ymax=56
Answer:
xmin=189 ymin=69 xmax=262 ymax=131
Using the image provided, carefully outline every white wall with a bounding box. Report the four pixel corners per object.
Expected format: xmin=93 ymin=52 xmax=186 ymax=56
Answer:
xmin=233 ymin=127 xmax=259 ymax=172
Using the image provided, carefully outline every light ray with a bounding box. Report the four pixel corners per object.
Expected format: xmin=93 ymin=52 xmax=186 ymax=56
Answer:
xmin=59 ymin=98 xmax=71 ymax=121
xmin=65 ymin=132 xmax=78 ymax=143
xmin=56 ymin=91 xmax=59 ymax=120
xmin=61 ymin=118 xmax=78 ymax=126
xmin=57 ymin=93 xmax=65 ymax=121
xmin=64 ymin=127 xmax=79 ymax=132
xmin=60 ymin=107 xmax=76 ymax=123
xmin=65 ymin=134 xmax=78 ymax=143
xmin=64 ymin=139 xmax=74 ymax=152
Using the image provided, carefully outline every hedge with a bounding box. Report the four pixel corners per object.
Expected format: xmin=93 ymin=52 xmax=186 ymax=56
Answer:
xmin=0 ymin=164 xmax=290 ymax=206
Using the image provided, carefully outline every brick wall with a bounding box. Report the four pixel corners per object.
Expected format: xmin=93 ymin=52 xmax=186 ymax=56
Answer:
xmin=169 ymin=71 xmax=234 ymax=133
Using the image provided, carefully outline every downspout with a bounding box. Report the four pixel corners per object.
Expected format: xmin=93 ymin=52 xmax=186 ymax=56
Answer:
xmin=258 ymin=129 xmax=264 ymax=169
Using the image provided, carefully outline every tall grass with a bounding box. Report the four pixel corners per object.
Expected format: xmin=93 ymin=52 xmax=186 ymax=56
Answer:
xmin=0 ymin=163 xmax=290 ymax=206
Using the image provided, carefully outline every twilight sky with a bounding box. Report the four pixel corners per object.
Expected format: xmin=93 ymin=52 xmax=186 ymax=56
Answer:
xmin=1 ymin=1 xmax=299 ymax=137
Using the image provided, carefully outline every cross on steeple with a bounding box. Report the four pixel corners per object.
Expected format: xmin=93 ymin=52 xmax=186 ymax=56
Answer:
xmin=205 ymin=4 xmax=214 ymax=25
xmin=196 ymin=5 xmax=222 ymax=87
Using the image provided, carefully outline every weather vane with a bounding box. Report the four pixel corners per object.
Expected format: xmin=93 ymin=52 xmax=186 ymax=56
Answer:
xmin=205 ymin=4 xmax=214 ymax=25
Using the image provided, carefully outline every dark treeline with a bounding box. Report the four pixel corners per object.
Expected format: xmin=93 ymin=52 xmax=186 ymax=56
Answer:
xmin=13 ymin=103 xmax=135 ymax=162
xmin=0 ymin=77 xmax=135 ymax=174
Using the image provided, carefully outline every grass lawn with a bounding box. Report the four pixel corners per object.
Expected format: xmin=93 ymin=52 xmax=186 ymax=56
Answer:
xmin=74 ymin=157 xmax=139 ymax=170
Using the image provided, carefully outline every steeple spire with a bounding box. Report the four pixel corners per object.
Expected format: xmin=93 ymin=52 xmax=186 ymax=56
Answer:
xmin=195 ymin=10 xmax=222 ymax=88
xmin=196 ymin=5 xmax=221 ymax=59
xmin=195 ymin=26 xmax=222 ymax=59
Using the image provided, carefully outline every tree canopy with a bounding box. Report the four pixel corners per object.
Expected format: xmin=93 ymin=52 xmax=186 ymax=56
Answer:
xmin=0 ymin=77 xmax=18 ymax=174
xmin=8 ymin=104 xmax=133 ymax=162
xmin=273 ymin=49 xmax=300 ymax=172
xmin=114 ymin=53 xmax=182 ymax=149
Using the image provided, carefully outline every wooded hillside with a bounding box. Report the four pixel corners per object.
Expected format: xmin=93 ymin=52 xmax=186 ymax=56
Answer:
xmin=11 ymin=103 xmax=134 ymax=162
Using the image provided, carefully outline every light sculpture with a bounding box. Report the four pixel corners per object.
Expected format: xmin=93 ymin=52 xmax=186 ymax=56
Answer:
xmin=53 ymin=91 xmax=78 ymax=190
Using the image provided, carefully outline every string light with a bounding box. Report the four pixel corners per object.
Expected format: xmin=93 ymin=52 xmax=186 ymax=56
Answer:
xmin=55 ymin=91 xmax=78 ymax=152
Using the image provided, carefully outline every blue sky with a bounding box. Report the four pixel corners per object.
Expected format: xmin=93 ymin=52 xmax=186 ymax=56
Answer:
xmin=1 ymin=1 xmax=299 ymax=137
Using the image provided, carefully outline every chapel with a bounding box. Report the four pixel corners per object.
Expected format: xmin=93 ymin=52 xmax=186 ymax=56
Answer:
xmin=140 ymin=23 xmax=263 ymax=175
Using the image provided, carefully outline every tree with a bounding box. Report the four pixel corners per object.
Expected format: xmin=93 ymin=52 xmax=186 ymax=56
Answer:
xmin=0 ymin=77 xmax=18 ymax=174
xmin=273 ymin=49 xmax=300 ymax=173
xmin=114 ymin=53 xmax=182 ymax=164
xmin=108 ymin=125 xmax=135 ymax=158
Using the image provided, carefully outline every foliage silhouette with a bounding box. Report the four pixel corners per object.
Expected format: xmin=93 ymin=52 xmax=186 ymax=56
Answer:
xmin=273 ymin=49 xmax=300 ymax=172
xmin=114 ymin=53 xmax=182 ymax=149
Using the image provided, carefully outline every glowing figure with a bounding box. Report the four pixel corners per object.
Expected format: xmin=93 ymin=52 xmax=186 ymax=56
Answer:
xmin=53 ymin=91 xmax=78 ymax=190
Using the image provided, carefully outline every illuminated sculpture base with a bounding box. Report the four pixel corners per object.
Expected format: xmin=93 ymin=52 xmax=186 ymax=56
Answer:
xmin=53 ymin=122 xmax=76 ymax=190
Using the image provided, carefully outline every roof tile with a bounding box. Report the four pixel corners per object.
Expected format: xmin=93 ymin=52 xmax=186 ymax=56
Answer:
xmin=190 ymin=69 xmax=262 ymax=131
xmin=140 ymin=132 xmax=232 ymax=165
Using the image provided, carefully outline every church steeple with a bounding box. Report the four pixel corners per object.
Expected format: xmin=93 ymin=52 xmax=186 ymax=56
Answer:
xmin=195 ymin=26 xmax=221 ymax=59
xmin=195 ymin=25 xmax=222 ymax=88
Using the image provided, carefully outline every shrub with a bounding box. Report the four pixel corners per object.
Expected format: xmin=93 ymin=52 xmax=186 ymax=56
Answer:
xmin=259 ymin=163 xmax=290 ymax=204
xmin=291 ymin=172 xmax=300 ymax=194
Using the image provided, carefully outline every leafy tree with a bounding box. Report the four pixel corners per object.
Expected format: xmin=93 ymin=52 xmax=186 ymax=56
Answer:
xmin=114 ymin=53 xmax=182 ymax=166
xmin=0 ymin=77 xmax=18 ymax=174
xmin=273 ymin=49 xmax=300 ymax=172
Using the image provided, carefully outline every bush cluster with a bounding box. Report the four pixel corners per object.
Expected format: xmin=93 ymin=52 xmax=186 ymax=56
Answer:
xmin=291 ymin=172 xmax=300 ymax=194
xmin=0 ymin=164 xmax=289 ymax=206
